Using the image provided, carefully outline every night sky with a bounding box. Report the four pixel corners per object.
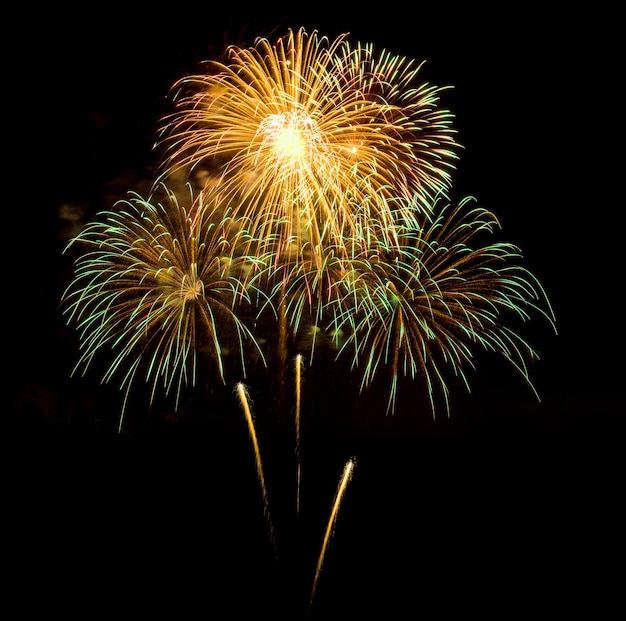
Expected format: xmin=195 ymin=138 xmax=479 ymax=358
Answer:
xmin=9 ymin=5 xmax=622 ymax=619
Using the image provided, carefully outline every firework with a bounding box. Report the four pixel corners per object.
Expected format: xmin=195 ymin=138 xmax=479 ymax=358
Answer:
xmin=61 ymin=184 xmax=266 ymax=431
xmin=251 ymin=249 xmax=350 ymax=360
xmin=156 ymin=27 xmax=460 ymax=269
xmin=331 ymin=196 xmax=557 ymax=416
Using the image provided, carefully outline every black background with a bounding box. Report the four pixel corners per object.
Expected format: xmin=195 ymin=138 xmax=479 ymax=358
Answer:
xmin=8 ymin=4 xmax=622 ymax=619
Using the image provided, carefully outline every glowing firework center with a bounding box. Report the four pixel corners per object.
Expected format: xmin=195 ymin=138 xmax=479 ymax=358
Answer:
xmin=259 ymin=110 xmax=327 ymax=169
xmin=274 ymin=124 xmax=306 ymax=159
xmin=254 ymin=109 xmax=339 ymax=249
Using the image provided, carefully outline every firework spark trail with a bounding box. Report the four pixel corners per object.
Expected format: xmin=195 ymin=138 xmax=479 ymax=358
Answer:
xmin=307 ymin=457 xmax=356 ymax=615
xmin=236 ymin=382 xmax=277 ymax=558
xmin=295 ymin=354 xmax=303 ymax=515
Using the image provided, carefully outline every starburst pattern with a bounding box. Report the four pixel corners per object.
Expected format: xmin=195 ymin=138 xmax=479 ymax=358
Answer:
xmin=156 ymin=27 xmax=460 ymax=268
xmin=61 ymin=184 xmax=265 ymax=430
xmin=331 ymin=196 xmax=556 ymax=415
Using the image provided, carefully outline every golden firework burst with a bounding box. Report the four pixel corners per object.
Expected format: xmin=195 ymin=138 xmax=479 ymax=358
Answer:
xmin=157 ymin=27 xmax=460 ymax=268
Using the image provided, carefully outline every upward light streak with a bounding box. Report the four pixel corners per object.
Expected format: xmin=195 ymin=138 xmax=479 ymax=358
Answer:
xmin=236 ymin=382 xmax=277 ymax=558
xmin=295 ymin=353 xmax=303 ymax=515
xmin=308 ymin=457 xmax=356 ymax=615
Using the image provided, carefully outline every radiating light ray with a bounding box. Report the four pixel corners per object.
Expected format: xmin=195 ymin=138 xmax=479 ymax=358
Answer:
xmin=308 ymin=457 xmax=356 ymax=615
xmin=236 ymin=381 xmax=277 ymax=558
